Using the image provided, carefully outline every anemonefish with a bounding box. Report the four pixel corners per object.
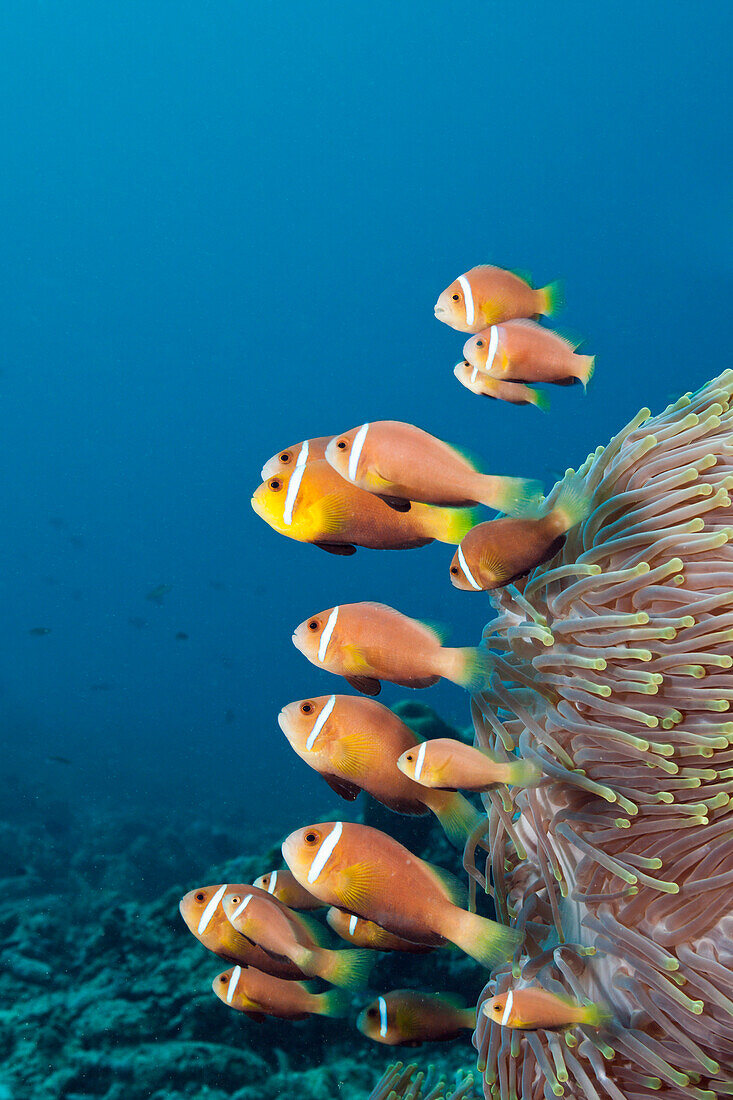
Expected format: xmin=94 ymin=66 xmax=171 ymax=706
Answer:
xmin=253 ymin=869 xmax=324 ymax=910
xmin=326 ymin=908 xmax=437 ymax=953
xmin=449 ymin=477 xmax=589 ymax=592
xmin=213 ymin=965 xmax=348 ymax=1021
xmin=357 ymin=990 xmax=476 ymax=1046
xmin=278 ymin=694 xmax=481 ymax=847
xmin=397 ymin=739 xmax=541 ymax=792
xmin=179 ymin=883 xmax=305 ymax=979
xmin=221 ymin=890 xmax=373 ymax=989
xmin=463 ymin=320 xmax=594 ymax=390
xmin=291 ymin=601 xmax=493 ymax=696
xmin=252 ymin=459 xmax=477 ymax=555
xmin=325 ymin=420 xmax=541 ymax=516
xmin=482 ymin=986 xmax=609 ymax=1030
xmin=435 ymin=265 xmax=562 ymax=333
xmin=282 ymin=820 xmax=521 ymax=968
xmin=453 ymin=360 xmax=549 ymax=411
xmin=260 ymin=436 xmax=333 ymax=481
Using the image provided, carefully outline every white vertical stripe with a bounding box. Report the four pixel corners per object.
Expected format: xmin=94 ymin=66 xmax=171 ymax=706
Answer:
xmin=378 ymin=996 xmax=389 ymax=1037
xmin=307 ymin=821 xmax=343 ymax=884
xmin=457 ymin=545 xmax=482 ymax=590
xmin=318 ymin=606 xmax=339 ymax=663
xmin=414 ymin=741 xmax=428 ymax=782
xmin=457 ymin=275 xmax=475 ymax=327
xmin=230 ymin=893 xmax=254 ymax=922
xmin=267 ymin=871 xmax=278 ymax=895
xmin=501 ymin=991 xmax=514 ymax=1026
xmin=470 ymin=365 xmax=479 ymax=384
xmin=306 ymin=694 xmax=336 ymax=751
xmin=485 ymin=326 xmax=499 ymax=372
xmin=198 ymin=883 xmax=227 ymax=935
xmin=282 ymin=440 xmax=309 ymax=526
xmin=349 ymin=914 xmax=358 ymax=936
xmin=226 ymin=965 xmax=241 ymax=1004
xmin=348 ymin=423 xmax=370 ymax=482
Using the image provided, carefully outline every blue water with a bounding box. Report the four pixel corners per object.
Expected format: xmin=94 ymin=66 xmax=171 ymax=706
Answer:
xmin=1 ymin=1 xmax=729 ymax=832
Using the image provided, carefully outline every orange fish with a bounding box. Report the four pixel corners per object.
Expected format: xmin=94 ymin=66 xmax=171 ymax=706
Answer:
xmin=179 ymin=883 xmax=305 ymax=979
xmin=326 ymin=907 xmax=437 ymax=953
xmin=282 ymin=820 xmax=521 ymax=967
xmin=221 ymin=889 xmax=372 ymax=989
xmin=291 ymin=602 xmax=493 ymax=696
xmin=278 ymin=693 xmax=481 ymax=847
xmin=482 ymin=986 xmax=609 ymax=1030
xmin=434 ymin=265 xmax=562 ymax=333
xmin=449 ymin=478 xmax=589 ymax=591
xmin=325 ymin=420 xmax=541 ymax=515
xmin=213 ymin=964 xmax=347 ymax=1020
xmin=453 ymin=359 xmax=549 ymax=411
xmin=397 ymin=738 xmax=541 ymax=792
xmin=463 ymin=320 xmax=594 ymax=389
xmin=252 ymin=459 xmax=477 ymax=554
xmin=357 ymin=990 xmax=476 ymax=1045
xmin=260 ymin=436 xmax=332 ymax=480
xmin=253 ymin=869 xmax=324 ymax=910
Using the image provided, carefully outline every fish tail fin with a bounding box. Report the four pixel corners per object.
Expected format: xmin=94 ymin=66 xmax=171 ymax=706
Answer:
xmin=552 ymin=474 xmax=591 ymax=535
xmin=427 ymin=790 xmax=484 ymax=848
xmin=462 ymin=1007 xmax=478 ymax=1029
xmin=582 ymin=1001 xmax=612 ymax=1028
xmin=313 ymin=988 xmax=350 ymax=1017
xmin=443 ymin=646 xmax=493 ymax=693
xmin=440 ymin=906 xmax=522 ymax=969
xmin=538 ymin=279 xmax=564 ymax=317
xmin=426 ymin=504 xmax=481 ymax=545
xmin=507 ymin=758 xmax=543 ymax=788
xmin=577 ymin=354 xmax=595 ymax=391
xmin=316 ymin=947 xmax=374 ymax=990
xmin=480 ymin=475 xmax=544 ymax=516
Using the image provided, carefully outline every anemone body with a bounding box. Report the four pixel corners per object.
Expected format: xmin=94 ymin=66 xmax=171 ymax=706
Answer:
xmin=471 ymin=370 xmax=733 ymax=1099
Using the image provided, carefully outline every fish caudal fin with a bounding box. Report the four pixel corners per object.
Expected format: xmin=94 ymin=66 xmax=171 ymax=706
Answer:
xmin=315 ymin=947 xmax=374 ymax=990
xmin=442 ymin=646 xmax=493 ymax=693
xmin=440 ymin=905 xmax=522 ymax=970
xmin=480 ymin=475 xmax=544 ymax=517
xmin=313 ymin=988 xmax=350 ymax=1017
xmin=507 ymin=758 xmax=543 ymax=788
xmin=582 ymin=1001 xmax=612 ymax=1028
xmin=427 ymin=791 xmax=484 ymax=848
xmin=426 ymin=505 xmax=481 ymax=545
xmin=576 ymin=354 xmax=595 ymax=391
xmin=552 ymin=474 xmax=591 ymax=535
xmin=538 ymin=279 xmax=564 ymax=316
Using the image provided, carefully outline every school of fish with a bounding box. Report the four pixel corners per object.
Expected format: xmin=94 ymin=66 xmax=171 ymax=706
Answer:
xmin=179 ymin=263 xmax=605 ymax=1055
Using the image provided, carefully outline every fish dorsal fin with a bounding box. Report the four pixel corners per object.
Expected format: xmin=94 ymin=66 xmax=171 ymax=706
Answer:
xmin=418 ymin=619 xmax=451 ymax=645
xmin=552 ymin=324 xmax=584 ymax=351
xmin=323 ymin=773 xmax=361 ymax=801
xmin=508 ymin=267 xmax=533 ymax=286
xmin=422 ymin=859 xmax=468 ymax=907
xmin=292 ymin=911 xmax=328 ymax=947
xmin=444 ymin=441 xmax=482 ymax=472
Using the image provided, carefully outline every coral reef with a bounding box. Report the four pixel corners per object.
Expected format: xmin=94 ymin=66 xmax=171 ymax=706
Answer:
xmin=471 ymin=371 xmax=733 ymax=1098
xmin=368 ymin=1061 xmax=476 ymax=1099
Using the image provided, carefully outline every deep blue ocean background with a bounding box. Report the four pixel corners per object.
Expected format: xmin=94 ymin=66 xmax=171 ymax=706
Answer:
xmin=2 ymin=1 xmax=730 ymax=836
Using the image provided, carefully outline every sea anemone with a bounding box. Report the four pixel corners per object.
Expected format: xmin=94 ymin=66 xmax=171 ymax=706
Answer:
xmin=369 ymin=1060 xmax=477 ymax=1099
xmin=469 ymin=369 xmax=733 ymax=1099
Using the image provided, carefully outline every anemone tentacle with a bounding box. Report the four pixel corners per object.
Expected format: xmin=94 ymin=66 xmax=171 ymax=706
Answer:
xmin=472 ymin=370 xmax=733 ymax=1099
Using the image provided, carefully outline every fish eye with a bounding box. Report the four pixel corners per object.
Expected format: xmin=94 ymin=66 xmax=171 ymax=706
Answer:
xmin=336 ymin=440 xmax=348 ymax=450
xmin=452 ymin=293 xmax=460 ymax=301
xmin=195 ymin=892 xmax=205 ymax=902
xmin=493 ymin=1002 xmax=503 ymax=1014
xmin=308 ymin=620 xmax=319 ymax=631
xmin=230 ymin=895 xmax=240 ymax=905
xmin=450 ymin=565 xmax=459 ymax=575
xmin=261 ymin=876 xmax=269 ymax=886
xmin=405 ymin=754 xmax=413 ymax=761
xmin=305 ymin=830 xmax=319 ymax=845
xmin=476 ymin=339 xmax=484 ymax=347
xmin=219 ymin=975 xmax=228 ymax=984
xmin=269 ymin=478 xmax=283 ymax=492
xmin=367 ymin=1007 xmax=378 ymax=1018
xmin=301 ymin=702 xmax=314 ymax=714
xmin=280 ymin=452 xmax=291 ymax=462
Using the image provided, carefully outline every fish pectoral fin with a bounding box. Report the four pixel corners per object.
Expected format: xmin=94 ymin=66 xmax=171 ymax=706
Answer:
xmin=314 ymin=541 xmax=357 ymax=556
xmin=331 ymin=733 xmax=375 ymax=776
xmin=376 ymin=494 xmax=412 ymax=512
xmin=314 ymin=493 xmax=352 ymax=535
xmin=339 ymin=862 xmax=374 ymax=913
xmin=479 ymin=549 xmax=510 ymax=587
xmin=323 ymin=773 xmax=361 ymax=801
xmin=345 ymin=674 xmax=381 ymax=696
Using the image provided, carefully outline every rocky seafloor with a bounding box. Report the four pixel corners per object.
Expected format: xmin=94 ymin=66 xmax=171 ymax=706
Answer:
xmin=2 ymin=704 xmax=481 ymax=1099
